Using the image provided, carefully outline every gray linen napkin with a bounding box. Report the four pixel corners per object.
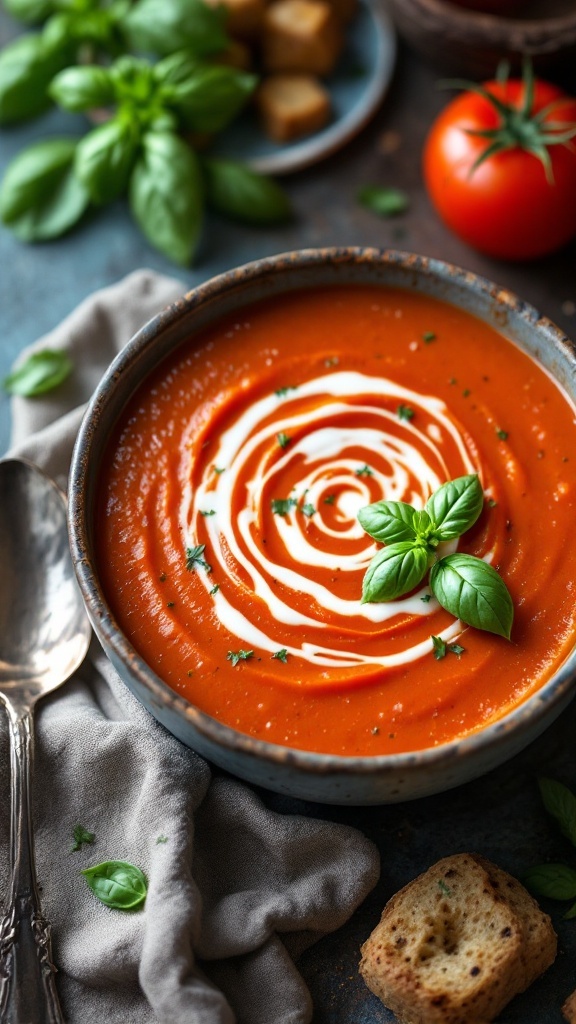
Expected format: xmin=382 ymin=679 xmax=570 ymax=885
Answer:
xmin=3 ymin=269 xmax=380 ymax=1024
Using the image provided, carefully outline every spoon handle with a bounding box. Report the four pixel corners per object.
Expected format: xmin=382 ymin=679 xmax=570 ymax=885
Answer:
xmin=0 ymin=702 xmax=64 ymax=1024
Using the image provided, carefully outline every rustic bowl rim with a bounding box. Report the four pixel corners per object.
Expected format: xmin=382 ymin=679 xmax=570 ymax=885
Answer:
xmin=68 ymin=245 xmax=576 ymax=780
xmin=393 ymin=0 xmax=576 ymax=38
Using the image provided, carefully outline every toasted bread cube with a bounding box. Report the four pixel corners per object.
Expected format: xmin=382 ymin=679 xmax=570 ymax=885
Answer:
xmin=359 ymin=854 xmax=557 ymax=1024
xmin=206 ymin=0 xmax=266 ymax=37
xmin=563 ymin=990 xmax=576 ymax=1024
xmin=256 ymin=73 xmax=331 ymax=142
xmin=262 ymin=0 xmax=343 ymax=76
xmin=324 ymin=0 xmax=357 ymax=22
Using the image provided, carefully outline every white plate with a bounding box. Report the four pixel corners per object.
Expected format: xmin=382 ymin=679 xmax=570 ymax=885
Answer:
xmin=212 ymin=0 xmax=397 ymax=176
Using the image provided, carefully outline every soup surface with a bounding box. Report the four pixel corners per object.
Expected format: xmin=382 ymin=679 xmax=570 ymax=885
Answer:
xmin=97 ymin=286 xmax=576 ymax=755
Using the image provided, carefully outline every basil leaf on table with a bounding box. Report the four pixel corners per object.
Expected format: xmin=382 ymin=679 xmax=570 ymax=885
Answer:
xmin=166 ymin=65 xmax=257 ymax=134
xmin=523 ymin=863 xmax=576 ymax=902
xmin=49 ymin=65 xmax=115 ymax=112
xmin=429 ymin=553 xmax=513 ymax=638
xmin=3 ymin=0 xmax=55 ymax=23
xmin=362 ymin=542 xmax=428 ymax=603
xmin=424 ymin=474 xmax=484 ymax=541
xmin=0 ymin=33 xmax=68 ymax=123
xmin=202 ymin=158 xmax=292 ymax=225
xmin=0 ymin=138 xmax=90 ymax=241
xmin=121 ymin=0 xmax=228 ymax=58
xmin=538 ymin=777 xmax=576 ymax=848
xmin=129 ymin=131 xmax=203 ymax=265
xmin=75 ymin=119 xmax=138 ymax=204
xmin=358 ymin=186 xmax=409 ymax=217
xmin=3 ymin=349 xmax=72 ymax=396
xmin=81 ymin=860 xmax=147 ymax=910
xmin=357 ymin=500 xmax=418 ymax=545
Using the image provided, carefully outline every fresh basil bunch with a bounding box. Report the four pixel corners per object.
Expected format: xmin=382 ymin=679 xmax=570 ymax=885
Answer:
xmin=0 ymin=0 xmax=228 ymax=124
xmin=359 ymin=474 xmax=514 ymax=638
xmin=0 ymin=52 xmax=292 ymax=263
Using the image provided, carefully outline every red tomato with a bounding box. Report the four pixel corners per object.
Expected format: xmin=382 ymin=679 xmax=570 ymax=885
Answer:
xmin=423 ymin=73 xmax=576 ymax=260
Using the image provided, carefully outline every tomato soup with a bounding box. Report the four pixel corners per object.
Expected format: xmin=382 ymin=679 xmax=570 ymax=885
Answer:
xmin=96 ymin=286 xmax=576 ymax=756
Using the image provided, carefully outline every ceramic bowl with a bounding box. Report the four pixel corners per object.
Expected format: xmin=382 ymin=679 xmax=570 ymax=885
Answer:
xmin=68 ymin=248 xmax=576 ymax=805
xmin=387 ymin=0 xmax=576 ymax=78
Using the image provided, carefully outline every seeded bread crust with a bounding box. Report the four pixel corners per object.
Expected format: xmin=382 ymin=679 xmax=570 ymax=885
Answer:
xmin=359 ymin=853 xmax=557 ymax=1024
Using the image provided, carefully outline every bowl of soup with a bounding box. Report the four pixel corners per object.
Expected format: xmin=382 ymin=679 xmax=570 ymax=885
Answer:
xmin=68 ymin=248 xmax=576 ymax=804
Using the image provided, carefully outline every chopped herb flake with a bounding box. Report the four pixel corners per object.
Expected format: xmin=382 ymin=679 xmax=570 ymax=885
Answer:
xmin=277 ymin=432 xmax=291 ymax=448
xmin=449 ymin=643 xmax=465 ymax=656
xmin=186 ymin=544 xmax=212 ymax=573
xmin=71 ymin=825 xmax=95 ymax=853
xmin=355 ymin=465 xmax=374 ymax=477
xmin=422 ymin=331 xmax=436 ymax=343
xmin=201 ymin=509 xmax=216 ymax=516
xmin=227 ymin=649 xmax=254 ymax=667
xmin=272 ymin=648 xmax=288 ymax=662
xmin=432 ymin=635 xmax=447 ymax=660
xmin=397 ymin=404 xmax=415 ymax=421
xmin=156 ymin=835 xmax=168 ymax=844
xmin=271 ymin=498 xmax=297 ymax=516
xmin=421 ymin=593 xmax=431 ymax=603
xmin=209 ymin=584 xmax=220 ymax=595
xmin=275 ymin=385 xmax=297 ymax=397
xmin=488 ymin=498 xmax=498 ymax=508
xmin=159 ymin=573 xmax=167 ymax=582
xmin=438 ymin=879 xmax=452 ymax=896
xmin=449 ymin=377 xmax=457 ymax=385
xmin=496 ymin=428 xmax=509 ymax=440
xmin=301 ymin=502 xmax=315 ymax=517
xmin=463 ymin=389 xmax=471 ymax=398
xmin=167 ymin=601 xmax=175 ymax=608
xmin=213 ymin=466 xmax=225 ymax=474
xmin=324 ymin=494 xmax=336 ymax=505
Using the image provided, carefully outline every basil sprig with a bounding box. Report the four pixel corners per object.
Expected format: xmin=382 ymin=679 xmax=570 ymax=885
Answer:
xmin=0 ymin=49 xmax=292 ymax=264
xmin=359 ymin=474 xmax=513 ymax=639
xmin=524 ymin=778 xmax=576 ymax=919
xmin=81 ymin=860 xmax=147 ymax=911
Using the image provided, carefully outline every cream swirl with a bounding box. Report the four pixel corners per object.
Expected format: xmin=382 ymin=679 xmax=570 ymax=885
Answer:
xmin=181 ymin=372 xmax=480 ymax=669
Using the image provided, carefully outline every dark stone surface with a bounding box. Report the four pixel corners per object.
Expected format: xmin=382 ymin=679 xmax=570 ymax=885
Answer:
xmin=1 ymin=8 xmax=576 ymax=1020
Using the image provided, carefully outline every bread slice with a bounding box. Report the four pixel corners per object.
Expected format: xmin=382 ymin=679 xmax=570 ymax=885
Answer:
xmin=563 ymin=989 xmax=576 ymax=1023
xmin=359 ymin=853 xmax=557 ymax=1024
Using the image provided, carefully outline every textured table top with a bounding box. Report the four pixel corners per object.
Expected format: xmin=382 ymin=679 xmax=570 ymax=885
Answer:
xmin=1 ymin=8 xmax=576 ymax=1021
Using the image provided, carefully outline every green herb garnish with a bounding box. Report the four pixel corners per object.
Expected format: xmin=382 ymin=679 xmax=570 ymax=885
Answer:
xmin=81 ymin=860 xmax=147 ymax=911
xmin=422 ymin=331 xmax=436 ymax=344
xmin=438 ymin=879 xmax=452 ymax=896
xmin=3 ymin=348 xmax=72 ymax=396
xmin=201 ymin=509 xmax=216 ymax=516
xmin=355 ymin=465 xmax=374 ymax=478
xmin=275 ymin=385 xmax=297 ymax=397
xmin=358 ymin=474 xmax=513 ymax=638
xmin=324 ymin=494 xmax=336 ymax=505
xmin=271 ymin=498 xmax=297 ymax=516
xmin=358 ymin=185 xmax=409 ymax=218
xmin=156 ymin=835 xmax=168 ymax=844
xmin=272 ymin=648 xmax=288 ymax=663
xmin=209 ymin=583 xmax=220 ymax=595
xmin=227 ymin=649 xmax=254 ymax=666
xmin=277 ymin=432 xmax=291 ymax=448
xmin=397 ymin=404 xmax=415 ymax=421
xmin=301 ymin=503 xmax=315 ymax=517
xmin=71 ymin=824 xmax=95 ymax=853
xmin=421 ymin=593 xmax=431 ymax=603
xmin=524 ymin=778 xmax=576 ymax=918
xmin=496 ymin=428 xmax=509 ymax=440
xmin=431 ymin=636 xmax=465 ymax=660
xmin=186 ymin=544 xmax=211 ymax=572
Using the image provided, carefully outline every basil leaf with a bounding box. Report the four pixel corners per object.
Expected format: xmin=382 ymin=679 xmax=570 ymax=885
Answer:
xmin=523 ymin=863 xmax=576 ymax=902
xmin=153 ymin=50 xmax=202 ymax=87
xmin=202 ymin=158 xmax=292 ymax=225
xmin=166 ymin=65 xmax=256 ymax=134
xmin=122 ymin=0 xmax=228 ymax=58
xmin=3 ymin=349 xmax=72 ymax=396
xmin=425 ymin=474 xmax=484 ymax=540
xmin=362 ymin=542 xmax=428 ymax=603
xmin=75 ymin=119 xmax=138 ymax=204
xmin=49 ymin=65 xmax=115 ymax=112
xmin=358 ymin=186 xmax=409 ymax=217
xmin=129 ymin=131 xmax=203 ymax=265
xmin=0 ymin=138 xmax=90 ymax=241
xmin=3 ymin=0 xmax=54 ymax=22
xmin=538 ymin=777 xmax=576 ymax=848
xmin=430 ymin=553 xmax=513 ymax=638
xmin=81 ymin=860 xmax=147 ymax=910
xmin=357 ymin=501 xmax=417 ymax=544
xmin=0 ymin=33 xmax=67 ymax=123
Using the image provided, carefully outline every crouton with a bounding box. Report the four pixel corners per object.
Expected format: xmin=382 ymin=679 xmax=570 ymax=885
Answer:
xmin=359 ymin=853 xmax=557 ymax=1024
xmin=261 ymin=0 xmax=343 ymax=76
xmin=563 ymin=989 xmax=576 ymax=1023
xmin=255 ymin=73 xmax=331 ymax=142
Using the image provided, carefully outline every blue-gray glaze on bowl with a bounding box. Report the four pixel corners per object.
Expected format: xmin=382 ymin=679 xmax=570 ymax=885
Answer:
xmin=68 ymin=247 xmax=576 ymax=805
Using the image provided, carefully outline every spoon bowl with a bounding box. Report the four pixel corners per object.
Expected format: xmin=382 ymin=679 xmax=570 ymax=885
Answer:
xmin=0 ymin=457 xmax=91 ymax=1024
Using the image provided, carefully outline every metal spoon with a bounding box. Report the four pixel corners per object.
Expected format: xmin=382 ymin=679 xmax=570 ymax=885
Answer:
xmin=0 ymin=458 xmax=91 ymax=1024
